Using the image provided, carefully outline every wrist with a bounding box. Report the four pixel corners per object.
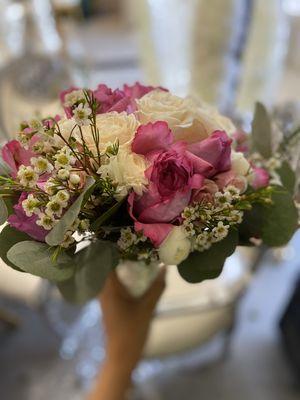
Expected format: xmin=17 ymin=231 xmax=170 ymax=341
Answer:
xmin=102 ymin=352 xmax=135 ymax=378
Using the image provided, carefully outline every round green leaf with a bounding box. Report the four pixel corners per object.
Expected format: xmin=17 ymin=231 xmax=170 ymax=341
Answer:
xmin=0 ymin=225 xmax=31 ymax=272
xmin=0 ymin=198 xmax=8 ymax=224
xmin=7 ymin=241 xmax=75 ymax=282
xmin=260 ymin=188 xmax=298 ymax=246
xmin=58 ymin=240 xmax=120 ymax=304
xmin=46 ymin=177 xmax=94 ymax=246
xmin=276 ymin=161 xmax=295 ymax=194
xmin=177 ymin=230 xmax=238 ymax=283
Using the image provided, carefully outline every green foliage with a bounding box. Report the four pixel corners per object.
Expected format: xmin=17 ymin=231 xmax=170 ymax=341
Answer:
xmin=46 ymin=177 xmax=94 ymax=246
xmin=58 ymin=240 xmax=120 ymax=304
xmin=91 ymin=198 xmax=125 ymax=231
xmin=260 ymin=187 xmax=298 ymax=246
xmin=0 ymin=198 xmax=8 ymax=224
xmin=251 ymin=102 xmax=272 ymax=158
xmin=238 ymin=186 xmax=298 ymax=247
xmin=7 ymin=241 xmax=74 ymax=282
xmin=0 ymin=225 xmax=31 ymax=271
xmin=276 ymin=161 xmax=295 ymax=194
xmin=177 ymin=230 xmax=238 ymax=283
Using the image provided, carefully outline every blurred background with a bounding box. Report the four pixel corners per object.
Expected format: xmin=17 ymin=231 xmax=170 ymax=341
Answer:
xmin=0 ymin=1 xmax=300 ymax=399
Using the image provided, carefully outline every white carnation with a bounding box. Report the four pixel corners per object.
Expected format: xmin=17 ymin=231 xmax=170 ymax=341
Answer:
xmin=98 ymin=148 xmax=148 ymax=199
xmin=158 ymin=226 xmax=191 ymax=266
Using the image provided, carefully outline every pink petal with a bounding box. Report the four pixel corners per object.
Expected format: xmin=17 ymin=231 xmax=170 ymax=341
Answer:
xmin=132 ymin=121 xmax=174 ymax=156
xmin=139 ymin=190 xmax=191 ymax=223
xmin=134 ymin=222 xmax=173 ymax=247
xmin=188 ymin=130 xmax=232 ymax=174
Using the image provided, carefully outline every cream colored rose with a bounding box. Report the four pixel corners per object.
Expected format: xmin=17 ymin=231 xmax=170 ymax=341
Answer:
xmin=98 ymin=147 xmax=148 ymax=199
xmin=158 ymin=226 xmax=191 ymax=266
xmin=231 ymin=151 xmax=251 ymax=176
xmin=136 ymin=89 xmax=236 ymax=143
xmin=57 ymin=112 xmax=139 ymax=154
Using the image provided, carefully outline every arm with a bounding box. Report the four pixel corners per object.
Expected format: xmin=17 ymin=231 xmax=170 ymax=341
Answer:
xmin=87 ymin=269 xmax=166 ymax=400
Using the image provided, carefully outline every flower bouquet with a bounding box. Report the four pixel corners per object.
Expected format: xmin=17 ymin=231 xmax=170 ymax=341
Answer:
xmin=0 ymin=83 xmax=298 ymax=300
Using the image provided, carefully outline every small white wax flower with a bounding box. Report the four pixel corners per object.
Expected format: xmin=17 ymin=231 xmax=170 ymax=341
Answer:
xmin=36 ymin=213 xmax=56 ymax=230
xmin=31 ymin=156 xmax=53 ymax=175
xmin=57 ymin=169 xmax=70 ymax=180
xmin=17 ymin=166 xmax=38 ymax=188
xmin=231 ymin=151 xmax=251 ymax=176
xmin=46 ymin=200 xmax=63 ymax=217
xmin=44 ymin=178 xmax=58 ymax=195
xmin=28 ymin=118 xmax=44 ymax=134
xmin=64 ymin=89 xmax=85 ymax=107
xmin=158 ymin=226 xmax=191 ymax=266
xmin=73 ymin=103 xmax=92 ymax=126
xmin=54 ymin=190 xmax=70 ymax=206
xmin=69 ymin=173 xmax=81 ymax=185
xmin=22 ymin=194 xmax=40 ymax=217
xmin=212 ymin=221 xmax=230 ymax=241
xmin=265 ymin=157 xmax=282 ymax=170
xmin=54 ymin=147 xmax=76 ymax=170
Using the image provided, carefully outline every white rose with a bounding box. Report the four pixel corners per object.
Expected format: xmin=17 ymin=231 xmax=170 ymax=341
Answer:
xmin=231 ymin=151 xmax=251 ymax=176
xmin=158 ymin=226 xmax=191 ymax=266
xmin=98 ymin=148 xmax=148 ymax=199
xmin=136 ymin=89 xmax=236 ymax=143
xmin=57 ymin=112 xmax=139 ymax=155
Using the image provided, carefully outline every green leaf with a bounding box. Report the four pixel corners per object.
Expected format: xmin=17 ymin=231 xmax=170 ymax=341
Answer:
xmin=260 ymin=187 xmax=298 ymax=246
xmin=91 ymin=198 xmax=125 ymax=231
xmin=0 ymin=197 xmax=8 ymax=224
xmin=0 ymin=225 xmax=31 ymax=272
xmin=177 ymin=230 xmax=238 ymax=283
xmin=251 ymin=102 xmax=272 ymax=158
xmin=58 ymin=240 xmax=119 ymax=304
xmin=276 ymin=161 xmax=295 ymax=194
xmin=238 ymin=206 xmax=263 ymax=246
xmin=238 ymin=186 xmax=298 ymax=247
xmin=7 ymin=241 xmax=75 ymax=282
xmin=45 ymin=177 xmax=94 ymax=246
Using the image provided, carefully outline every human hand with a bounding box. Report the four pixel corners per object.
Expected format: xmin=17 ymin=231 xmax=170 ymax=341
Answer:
xmin=100 ymin=268 xmax=166 ymax=370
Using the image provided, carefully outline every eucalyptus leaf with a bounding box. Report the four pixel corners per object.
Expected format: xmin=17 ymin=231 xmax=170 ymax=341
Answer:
xmin=58 ymin=240 xmax=119 ymax=304
xmin=177 ymin=230 xmax=238 ymax=283
xmin=276 ymin=161 xmax=295 ymax=194
xmin=0 ymin=225 xmax=31 ymax=272
xmin=0 ymin=197 xmax=8 ymax=224
xmin=251 ymin=102 xmax=272 ymax=158
xmin=91 ymin=198 xmax=125 ymax=231
xmin=260 ymin=187 xmax=298 ymax=246
xmin=238 ymin=186 xmax=298 ymax=247
xmin=46 ymin=177 xmax=94 ymax=246
xmin=7 ymin=241 xmax=74 ymax=282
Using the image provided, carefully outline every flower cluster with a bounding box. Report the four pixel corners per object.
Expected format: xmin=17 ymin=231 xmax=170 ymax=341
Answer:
xmin=0 ymin=82 xmax=281 ymax=266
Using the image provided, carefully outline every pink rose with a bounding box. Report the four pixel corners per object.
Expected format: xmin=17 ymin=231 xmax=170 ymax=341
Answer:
xmin=192 ymin=179 xmax=219 ymax=204
xmin=232 ymin=130 xmax=249 ymax=153
xmin=251 ymin=167 xmax=269 ymax=189
xmin=187 ymin=130 xmax=232 ymax=176
xmin=93 ymin=84 xmax=131 ymax=114
xmin=2 ymin=140 xmax=35 ymax=178
xmin=123 ymin=82 xmax=167 ymax=112
xmin=8 ymin=193 xmax=47 ymax=242
xmin=214 ymin=170 xmax=248 ymax=192
xmin=130 ymin=122 xmax=207 ymax=245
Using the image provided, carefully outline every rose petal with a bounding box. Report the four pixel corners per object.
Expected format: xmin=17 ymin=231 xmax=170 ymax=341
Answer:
xmin=134 ymin=221 xmax=173 ymax=247
xmin=132 ymin=121 xmax=174 ymax=156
